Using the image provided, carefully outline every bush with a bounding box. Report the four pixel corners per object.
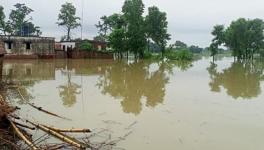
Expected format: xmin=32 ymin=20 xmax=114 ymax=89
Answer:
xmin=165 ymin=49 xmax=193 ymax=61
xmin=80 ymin=41 xmax=93 ymax=51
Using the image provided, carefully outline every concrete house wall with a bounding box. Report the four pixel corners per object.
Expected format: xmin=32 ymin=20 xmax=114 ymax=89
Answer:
xmin=0 ymin=36 xmax=55 ymax=58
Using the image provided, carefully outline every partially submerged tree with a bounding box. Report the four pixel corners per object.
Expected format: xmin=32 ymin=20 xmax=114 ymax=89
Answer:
xmin=210 ymin=18 xmax=264 ymax=60
xmin=145 ymin=6 xmax=170 ymax=57
xmin=209 ymin=25 xmax=225 ymax=61
xmin=122 ymin=0 xmax=146 ymax=59
xmin=57 ymin=2 xmax=80 ymax=41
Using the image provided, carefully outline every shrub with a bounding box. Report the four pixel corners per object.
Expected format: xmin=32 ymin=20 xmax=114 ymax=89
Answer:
xmin=79 ymin=41 xmax=93 ymax=51
xmin=165 ymin=49 xmax=193 ymax=61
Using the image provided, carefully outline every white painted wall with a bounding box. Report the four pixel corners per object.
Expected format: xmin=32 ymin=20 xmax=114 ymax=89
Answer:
xmin=60 ymin=42 xmax=76 ymax=51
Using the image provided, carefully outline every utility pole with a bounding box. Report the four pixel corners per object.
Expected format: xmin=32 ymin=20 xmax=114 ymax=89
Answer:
xmin=81 ymin=0 xmax=84 ymax=40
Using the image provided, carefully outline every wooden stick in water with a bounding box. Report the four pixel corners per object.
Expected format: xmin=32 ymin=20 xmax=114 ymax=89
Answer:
xmin=28 ymin=103 xmax=71 ymax=121
xmin=43 ymin=125 xmax=91 ymax=133
xmin=26 ymin=120 xmax=87 ymax=150
xmin=13 ymin=121 xmax=35 ymax=130
xmin=16 ymin=88 xmax=71 ymax=120
xmin=10 ymin=120 xmax=38 ymax=150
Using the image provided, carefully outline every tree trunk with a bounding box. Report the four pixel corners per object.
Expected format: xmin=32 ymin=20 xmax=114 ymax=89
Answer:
xmin=67 ymin=28 xmax=71 ymax=41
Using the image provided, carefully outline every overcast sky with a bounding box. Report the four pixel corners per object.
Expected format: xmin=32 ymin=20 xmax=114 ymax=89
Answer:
xmin=1 ymin=0 xmax=264 ymax=47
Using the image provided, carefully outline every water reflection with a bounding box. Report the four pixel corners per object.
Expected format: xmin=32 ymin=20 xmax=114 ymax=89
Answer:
xmin=97 ymin=60 xmax=172 ymax=115
xmin=207 ymin=61 xmax=264 ymax=99
xmin=58 ymin=69 xmax=81 ymax=107
xmin=2 ymin=59 xmax=194 ymax=110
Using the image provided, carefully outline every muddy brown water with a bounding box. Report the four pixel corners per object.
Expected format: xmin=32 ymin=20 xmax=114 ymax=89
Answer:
xmin=2 ymin=58 xmax=264 ymax=150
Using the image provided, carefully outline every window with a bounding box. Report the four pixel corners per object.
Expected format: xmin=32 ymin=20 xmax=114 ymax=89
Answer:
xmin=5 ymin=41 xmax=12 ymax=50
xmin=26 ymin=42 xmax=31 ymax=50
xmin=63 ymin=45 xmax=66 ymax=51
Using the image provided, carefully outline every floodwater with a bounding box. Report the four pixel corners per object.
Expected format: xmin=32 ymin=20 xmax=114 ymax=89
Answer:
xmin=2 ymin=57 xmax=264 ymax=150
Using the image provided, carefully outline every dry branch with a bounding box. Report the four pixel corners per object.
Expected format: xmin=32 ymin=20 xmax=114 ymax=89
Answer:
xmin=16 ymin=88 xmax=70 ymax=120
xmin=13 ymin=121 xmax=35 ymax=130
xmin=43 ymin=125 xmax=91 ymax=133
xmin=26 ymin=120 xmax=87 ymax=149
xmin=10 ymin=120 xmax=38 ymax=150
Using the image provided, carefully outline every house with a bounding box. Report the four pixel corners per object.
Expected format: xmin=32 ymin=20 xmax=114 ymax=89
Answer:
xmin=88 ymin=40 xmax=107 ymax=51
xmin=0 ymin=36 xmax=55 ymax=59
xmin=56 ymin=41 xmax=76 ymax=52
xmin=56 ymin=40 xmax=107 ymax=51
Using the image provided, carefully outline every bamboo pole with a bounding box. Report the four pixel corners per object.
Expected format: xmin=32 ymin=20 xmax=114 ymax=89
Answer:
xmin=27 ymin=103 xmax=71 ymax=120
xmin=10 ymin=120 xmax=38 ymax=150
xmin=26 ymin=120 xmax=87 ymax=149
xmin=16 ymin=88 xmax=70 ymax=120
xmin=43 ymin=125 xmax=91 ymax=133
xmin=13 ymin=121 xmax=35 ymax=130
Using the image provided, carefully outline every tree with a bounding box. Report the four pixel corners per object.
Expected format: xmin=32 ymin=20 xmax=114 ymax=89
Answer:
xmin=145 ymin=6 xmax=170 ymax=57
xmin=122 ymin=0 xmax=146 ymax=59
xmin=108 ymin=28 xmax=126 ymax=58
xmin=9 ymin=3 xmax=34 ymax=36
xmin=57 ymin=2 xmax=80 ymax=41
xmin=0 ymin=5 xmax=6 ymax=35
xmin=93 ymin=35 xmax=106 ymax=42
xmin=209 ymin=25 xmax=225 ymax=61
xmin=189 ymin=45 xmax=203 ymax=53
xmin=211 ymin=18 xmax=264 ymax=60
xmin=209 ymin=42 xmax=218 ymax=62
xmin=79 ymin=41 xmax=92 ymax=51
xmin=174 ymin=40 xmax=187 ymax=49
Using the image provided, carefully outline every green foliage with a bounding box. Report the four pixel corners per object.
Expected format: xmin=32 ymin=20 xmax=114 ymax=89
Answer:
xmin=145 ymin=6 xmax=170 ymax=56
xmin=0 ymin=3 xmax=40 ymax=36
xmin=93 ymin=35 xmax=106 ymax=42
xmin=122 ymin=0 xmax=146 ymax=58
xmin=95 ymin=0 xmax=170 ymax=60
xmin=57 ymin=2 xmax=80 ymax=41
xmin=108 ymin=28 xmax=126 ymax=54
xmin=210 ymin=18 xmax=264 ymax=60
xmin=189 ymin=45 xmax=203 ymax=53
xmin=79 ymin=41 xmax=93 ymax=51
xmin=165 ymin=49 xmax=193 ymax=61
xmin=0 ymin=5 xmax=9 ymax=35
xmin=174 ymin=41 xmax=187 ymax=49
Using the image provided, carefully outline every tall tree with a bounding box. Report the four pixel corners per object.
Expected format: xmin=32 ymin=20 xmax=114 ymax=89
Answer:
xmin=0 ymin=5 xmax=6 ymax=35
xmin=9 ymin=3 xmax=34 ymax=36
xmin=107 ymin=14 xmax=127 ymax=58
xmin=145 ymin=6 xmax=170 ymax=57
xmin=122 ymin=0 xmax=146 ymax=59
xmin=209 ymin=25 xmax=225 ymax=61
xmin=57 ymin=2 xmax=80 ymax=41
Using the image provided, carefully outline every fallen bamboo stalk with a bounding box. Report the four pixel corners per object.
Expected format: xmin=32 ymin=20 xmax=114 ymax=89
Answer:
xmin=10 ymin=120 xmax=38 ymax=150
xmin=27 ymin=103 xmax=71 ymax=120
xmin=43 ymin=125 xmax=91 ymax=133
xmin=26 ymin=120 xmax=87 ymax=149
xmin=13 ymin=121 xmax=35 ymax=130
xmin=16 ymin=88 xmax=70 ymax=120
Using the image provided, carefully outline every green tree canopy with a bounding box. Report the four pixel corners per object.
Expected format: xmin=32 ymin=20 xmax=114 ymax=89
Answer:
xmin=57 ymin=2 xmax=80 ymax=41
xmin=122 ymin=0 xmax=146 ymax=59
xmin=210 ymin=18 xmax=264 ymax=60
xmin=145 ymin=6 xmax=170 ymax=57
xmin=174 ymin=40 xmax=187 ymax=49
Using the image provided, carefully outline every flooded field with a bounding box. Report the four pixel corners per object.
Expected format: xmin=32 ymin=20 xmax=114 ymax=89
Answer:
xmin=2 ymin=58 xmax=264 ymax=150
